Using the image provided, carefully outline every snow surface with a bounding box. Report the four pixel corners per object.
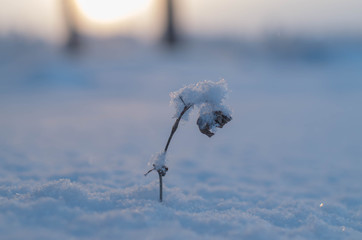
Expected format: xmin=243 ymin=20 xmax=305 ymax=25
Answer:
xmin=1 ymin=36 xmax=362 ymax=239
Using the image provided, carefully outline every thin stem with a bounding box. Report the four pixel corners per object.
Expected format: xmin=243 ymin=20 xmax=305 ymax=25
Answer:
xmin=164 ymin=103 xmax=192 ymax=152
xmin=158 ymin=171 xmax=163 ymax=202
xmin=146 ymin=96 xmax=192 ymax=203
xmin=144 ymin=168 xmax=154 ymax=176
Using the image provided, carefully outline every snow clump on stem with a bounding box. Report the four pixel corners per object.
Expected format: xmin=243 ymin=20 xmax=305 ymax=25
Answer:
xmin=150 ymin=151 xmax=168 ymax=176
xmin=170 ymin=79 xmax=232 ymax=137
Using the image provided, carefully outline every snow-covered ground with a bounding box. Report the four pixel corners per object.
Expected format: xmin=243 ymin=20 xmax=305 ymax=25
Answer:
xmin=1 ymin=36 xmax=362 ymax=239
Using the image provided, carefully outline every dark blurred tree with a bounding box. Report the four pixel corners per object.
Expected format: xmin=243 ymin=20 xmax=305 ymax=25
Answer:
xmin=61 ymin=0 xmax=81 ymax=52
xmin=163 ymin=0 xmax=178 ymax=46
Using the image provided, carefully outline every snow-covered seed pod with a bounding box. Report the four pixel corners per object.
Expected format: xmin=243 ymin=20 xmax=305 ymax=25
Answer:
xmin=197 ymin=110 xmax=232 ymax=137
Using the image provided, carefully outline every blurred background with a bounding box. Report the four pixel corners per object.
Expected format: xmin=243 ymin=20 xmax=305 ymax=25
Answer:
xmin=0 ymin=0 xmax=361 ymax=181
xmin=1 ymin=0 xmax=362 ymax=46
xmin=1 ymin=0 xmax=361 ymax=90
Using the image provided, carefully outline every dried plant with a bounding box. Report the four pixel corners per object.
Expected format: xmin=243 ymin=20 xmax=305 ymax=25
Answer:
xmin=145 ymin=80 xmax=232 ymax=202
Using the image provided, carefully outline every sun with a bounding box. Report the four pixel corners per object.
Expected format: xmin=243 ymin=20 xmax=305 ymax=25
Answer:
xmin=75 ymin=0 xmax=152 ymax=23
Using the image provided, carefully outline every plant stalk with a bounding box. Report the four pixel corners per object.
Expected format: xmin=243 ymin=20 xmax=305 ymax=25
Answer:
xmin=158 ymin=171 xmax=163 ymax=202
xmin=158 ymin=100 xmax=191 ymax=202
xmin=164 ymin=104 xmax=192 ymax=152
xmin=147 ymin=97 xmax=192 ymax=202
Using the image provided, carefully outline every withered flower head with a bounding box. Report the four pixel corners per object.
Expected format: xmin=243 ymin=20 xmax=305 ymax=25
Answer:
xmin=197 ymin=110 xmax=232 ymax=137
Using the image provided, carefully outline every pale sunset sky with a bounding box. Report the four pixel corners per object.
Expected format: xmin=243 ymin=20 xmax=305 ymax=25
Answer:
xmin=0 ymin=0 xmax=361 ymax=43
